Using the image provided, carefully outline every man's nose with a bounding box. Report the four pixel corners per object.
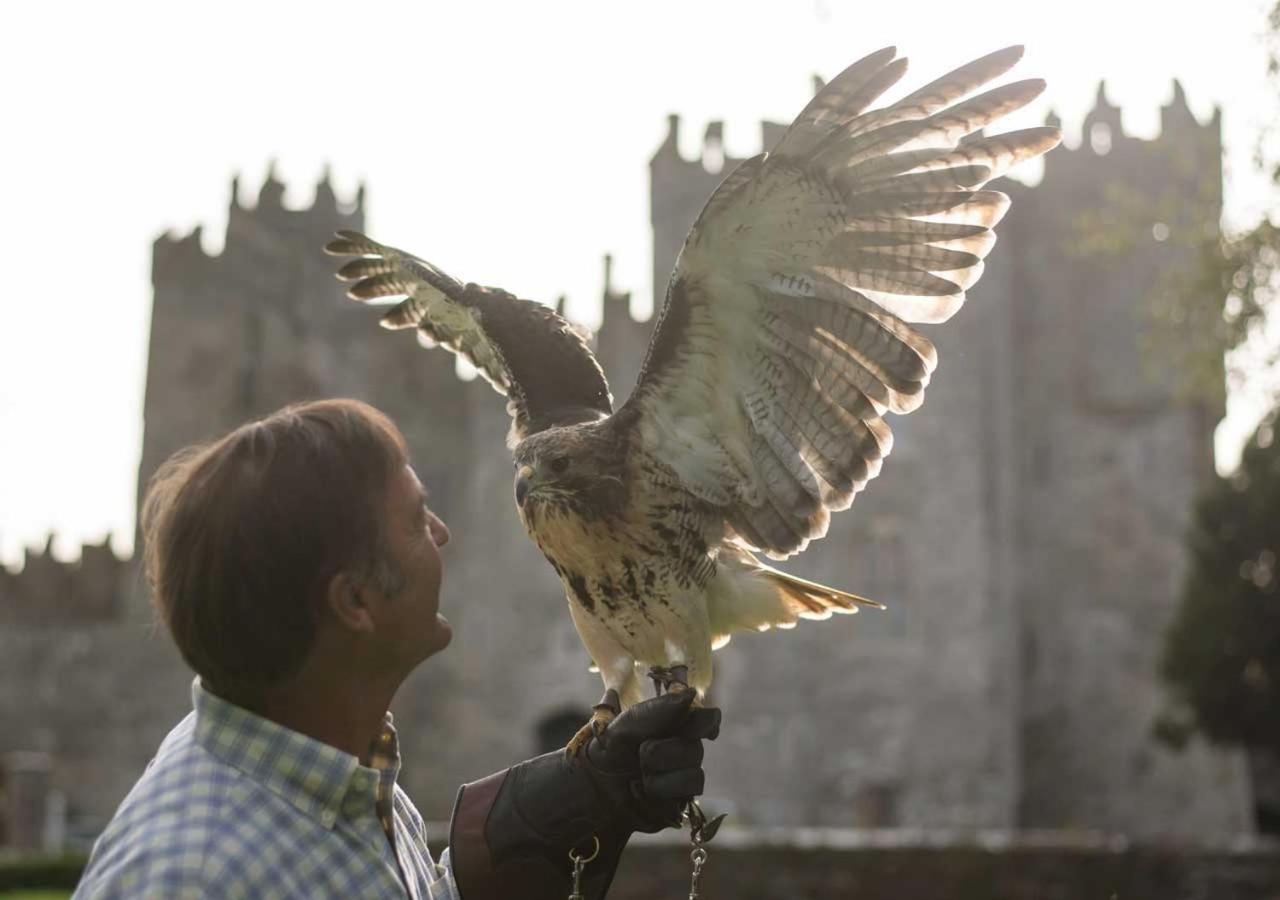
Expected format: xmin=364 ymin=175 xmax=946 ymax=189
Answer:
xmin=430 ymin=514 xmax=451 ymax=547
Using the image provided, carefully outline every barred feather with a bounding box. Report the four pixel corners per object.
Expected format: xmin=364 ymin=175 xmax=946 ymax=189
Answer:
xmin=326 ymin=230 xmax=611 ymax=442
xmin=777 ymin=47 xmax=905 ymax=156
xmin=623 ymin=46 xmax=1059 ymax=564
xmin=336 ymin=258 xmax=398 ymax=281
xmin=346 ymin=273 xmax=415 ymax=301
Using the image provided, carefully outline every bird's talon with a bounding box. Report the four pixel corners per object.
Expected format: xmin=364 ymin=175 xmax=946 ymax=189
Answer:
xmin=565 ymin=697 xmax=618 ymax=759
xmin=565 ymin=724 xmax=594 ymax=760
xmin=590 ymin=708 xmax=613 ymax=746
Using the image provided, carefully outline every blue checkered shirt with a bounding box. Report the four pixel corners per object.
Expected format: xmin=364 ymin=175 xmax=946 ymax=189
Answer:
xmin=74 ymin=680 xmax=460 ymax=899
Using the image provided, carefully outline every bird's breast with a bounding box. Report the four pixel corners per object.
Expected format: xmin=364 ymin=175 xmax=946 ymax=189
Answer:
xmin=524 ymin=489 xmax=716 ymax=622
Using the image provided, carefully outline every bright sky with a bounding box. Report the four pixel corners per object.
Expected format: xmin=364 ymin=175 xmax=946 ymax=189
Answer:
xmin=1 ymin=0 xmax=1274 ymax=567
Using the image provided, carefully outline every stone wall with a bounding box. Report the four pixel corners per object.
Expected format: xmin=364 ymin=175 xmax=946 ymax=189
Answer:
xmin=418 ymin=830 xmax=1280 ymax=900
xmin=607 ymin=834 xmax=1280 ymax=900
xmin=0 ymin=607 xmax=191 ymax=847
xmin=0 ymin=539 xmax=125 ymax=625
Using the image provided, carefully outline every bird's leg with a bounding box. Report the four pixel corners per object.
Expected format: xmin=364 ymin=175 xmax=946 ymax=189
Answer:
xmin=565 ymin=688 xmax=620 ymax=759
xmin=649 ymin=665 xmax=671 ymax=696
xmin=647 ymin=664 xmax=700 ymax=704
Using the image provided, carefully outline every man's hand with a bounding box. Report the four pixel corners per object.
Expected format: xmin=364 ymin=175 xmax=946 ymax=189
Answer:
xmin=449 ymin=692 xmax=721 ymax=900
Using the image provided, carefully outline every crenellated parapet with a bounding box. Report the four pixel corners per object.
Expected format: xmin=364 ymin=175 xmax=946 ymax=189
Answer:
xmin=152 ymin=166 xmax=365 ymax=287
xmin=226 ymin=162 xmax=364 ymax=242
xmin=1042 ymin=80 xmax=1222 ymax=189
xmin=150 ymin=224 xmax=213 ymax=287
xmin=0 ymin=535 xmax=127 ymax=625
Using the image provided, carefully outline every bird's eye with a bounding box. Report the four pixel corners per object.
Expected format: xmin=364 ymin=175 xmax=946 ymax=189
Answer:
xmin=550 ymin=456 xmax=570 ymax=474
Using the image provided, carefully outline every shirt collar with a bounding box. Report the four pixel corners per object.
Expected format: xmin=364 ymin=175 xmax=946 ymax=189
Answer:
xmin=191 ymin=678 xmax=400 ymax=829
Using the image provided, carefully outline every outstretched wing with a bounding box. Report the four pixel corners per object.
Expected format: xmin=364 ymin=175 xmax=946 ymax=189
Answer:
xmin=618 ymin=46 xmax=1060 ymax=559
xmin=325 ymin=231 xmax=612 ymax=444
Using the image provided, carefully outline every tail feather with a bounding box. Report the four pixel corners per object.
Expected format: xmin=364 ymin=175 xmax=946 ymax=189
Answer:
xmin=708 ymin=547 xmax=883 ymax=647
xmin=763 ymin=564 xmax=884 ymax=617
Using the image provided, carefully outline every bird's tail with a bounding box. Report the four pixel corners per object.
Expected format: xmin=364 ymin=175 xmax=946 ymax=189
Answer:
xmin=760 ymin=563 xmax=884 ymax=618
xmin=708 ymin=548 xmax=883 ymax=647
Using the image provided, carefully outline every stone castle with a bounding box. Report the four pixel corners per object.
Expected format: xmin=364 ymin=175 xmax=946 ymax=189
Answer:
xmin=0 ymin=83 xmax=1255 ymax=848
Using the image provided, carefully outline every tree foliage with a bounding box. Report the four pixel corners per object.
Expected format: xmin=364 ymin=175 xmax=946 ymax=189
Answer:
xmin=1160 ymin=412 xmax=1280 ymax=750
xmin=1153 ymin=3 xmax=1280 ymax=759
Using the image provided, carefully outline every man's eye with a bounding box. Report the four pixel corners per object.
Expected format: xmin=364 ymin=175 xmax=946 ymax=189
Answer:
xmin=550 ymin=456 xmax=570 ymax=474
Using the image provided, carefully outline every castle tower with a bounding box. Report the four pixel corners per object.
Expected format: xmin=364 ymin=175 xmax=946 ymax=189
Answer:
xmin=1008 ymin=84 xmax=1247 ymax=834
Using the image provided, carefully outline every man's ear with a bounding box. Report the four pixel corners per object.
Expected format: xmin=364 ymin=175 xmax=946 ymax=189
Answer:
xmin=326 ymin=570 xmax=377 ymax=635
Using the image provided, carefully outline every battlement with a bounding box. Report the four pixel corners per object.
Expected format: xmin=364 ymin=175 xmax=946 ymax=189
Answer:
xmin=650 ymin=113 xmax=788 ymax=178
xmin=229 ymin=162 xmax=365 ymax=222
xmin=152 ymin=166 xmax=364 ymax=281
xmin=1049 ymin=79 xmax=1221 ymax=165
xmin=0 ymin=535 xmax=128 ymax=625
xmin=653 ymin=79 xmax=1218 ymax=176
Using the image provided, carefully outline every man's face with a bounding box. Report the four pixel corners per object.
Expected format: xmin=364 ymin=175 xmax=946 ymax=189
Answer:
xmin=376 ymin=464 xmax=452 ymax=665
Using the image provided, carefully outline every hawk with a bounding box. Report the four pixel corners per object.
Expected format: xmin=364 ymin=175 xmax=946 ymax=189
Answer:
xmin=326 ymin=46 xmax=1060 ymax=753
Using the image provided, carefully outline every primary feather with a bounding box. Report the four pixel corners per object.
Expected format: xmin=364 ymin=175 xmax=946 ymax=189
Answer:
xmin=327 ymin=46 xmax=1061 ymax=705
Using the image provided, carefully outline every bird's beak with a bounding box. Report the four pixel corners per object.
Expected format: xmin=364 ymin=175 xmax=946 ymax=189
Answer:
xmin=515 ymin=465 xmax=535 ymax=507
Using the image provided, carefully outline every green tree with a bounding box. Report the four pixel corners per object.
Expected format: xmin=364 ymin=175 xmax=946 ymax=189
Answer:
xmin=1162 ymin=412 xmax=1280 ymax=748
xmin=1160 ymin=412 xmax=1280 ymax=831
xmin=1152 ymin=3 xmax=1280 ymax=834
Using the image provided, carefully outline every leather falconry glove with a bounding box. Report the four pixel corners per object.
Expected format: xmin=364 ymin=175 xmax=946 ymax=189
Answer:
xmin=448 ymin=690 xmax=721 ymax=900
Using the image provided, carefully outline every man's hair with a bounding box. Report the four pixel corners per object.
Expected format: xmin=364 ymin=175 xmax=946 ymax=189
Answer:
xmin=141 ymin=398 xmax=409 ymax=696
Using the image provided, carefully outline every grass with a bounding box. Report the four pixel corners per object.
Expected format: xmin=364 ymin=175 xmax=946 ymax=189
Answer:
xmin=0 ymin=893 xmax=72 ymax=899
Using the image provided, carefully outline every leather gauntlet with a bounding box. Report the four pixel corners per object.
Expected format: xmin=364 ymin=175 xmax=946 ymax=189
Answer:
xmin=448 ymin=691 xmax=720 ymax=900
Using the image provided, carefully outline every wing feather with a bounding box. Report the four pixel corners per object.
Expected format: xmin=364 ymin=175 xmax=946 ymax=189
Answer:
xmin=617 ymin=47 xmax=1060 ymax=559
xmin=325 ymin=231 xmax=612 ymax=443
xmin=776 ymin=47 xmax=906 ymax=155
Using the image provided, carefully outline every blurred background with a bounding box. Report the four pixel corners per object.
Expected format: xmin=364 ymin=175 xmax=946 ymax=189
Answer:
xmin=3 ymin=1 xmax=1280 ymax=897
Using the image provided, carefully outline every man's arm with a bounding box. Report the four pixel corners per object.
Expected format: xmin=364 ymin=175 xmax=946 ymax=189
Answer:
xmin=447 ymin=691 xmax=720 ymax=900
xmin=74 ymin=838 xmax=235 ymax=900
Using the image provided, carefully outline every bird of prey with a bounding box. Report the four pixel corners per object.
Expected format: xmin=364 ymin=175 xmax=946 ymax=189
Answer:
xmin=326 ymin=46 xmax=1060 ymax=753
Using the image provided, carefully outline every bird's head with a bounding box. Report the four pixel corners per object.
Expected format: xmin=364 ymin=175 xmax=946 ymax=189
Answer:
xmin=512 ymin=425 xmax=625 ymax=520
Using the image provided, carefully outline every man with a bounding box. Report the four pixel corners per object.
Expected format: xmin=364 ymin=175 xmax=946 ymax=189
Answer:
xmin=74 ymin=398 xmax=719 ymax=899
